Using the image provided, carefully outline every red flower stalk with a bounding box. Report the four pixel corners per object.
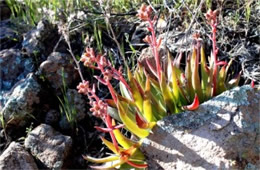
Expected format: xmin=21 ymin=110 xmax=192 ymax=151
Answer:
xmin=251 ymin=80 xmax=255 ymax=88
xmin=138 ymin=4 xmax=163 ymax=83
xmin=77 ymin=81 xmax=119 ymax=152
xmin=78 ymin=48 xmax=136 ymax=154
xmin=206 ymin=9 xmax=220 ymax=96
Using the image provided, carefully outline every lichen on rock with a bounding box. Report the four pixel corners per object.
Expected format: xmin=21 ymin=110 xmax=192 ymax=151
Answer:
xmin=0 ymin=73 xmax=40 ymax=128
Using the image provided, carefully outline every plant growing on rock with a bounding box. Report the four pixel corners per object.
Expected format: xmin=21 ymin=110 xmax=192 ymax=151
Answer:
xmin=77 ymin=4 xmax=241 ymax=169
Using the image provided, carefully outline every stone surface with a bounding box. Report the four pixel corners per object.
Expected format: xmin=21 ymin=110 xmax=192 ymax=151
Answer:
xmin=0 ymin=20 xmax=22 ymax=50
xmin=160 ymin=31 xmax=194 ymax=53
xmin=141 ymin=85 xmax=260 ymax=170
xmin=0 ymin=49 xmax=34 ymax=91
xmin=24 ymin=124 xmax=72 ymax=169
xmin=22 ymin=19 xmax=59 ymax=60
xmin=0 ymin=73 xmax=40 ymax=128
xmin=39 ymin=52 xmax=78 ymax=91
xmin=0 ymin=142 xmax=38 ymax=170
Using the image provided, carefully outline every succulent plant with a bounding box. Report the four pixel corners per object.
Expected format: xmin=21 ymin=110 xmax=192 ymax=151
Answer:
xmin=77 ymin=4 xmax=241 ymax=169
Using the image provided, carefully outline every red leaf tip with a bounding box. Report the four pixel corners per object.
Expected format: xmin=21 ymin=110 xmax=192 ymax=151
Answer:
xmin=251 ymin=80 xmax=255 ymax=88
xmin=182 ymin=94 xmax=200 ymax=111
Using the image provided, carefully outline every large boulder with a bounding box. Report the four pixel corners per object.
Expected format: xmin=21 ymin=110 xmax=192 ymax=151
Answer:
xmin=0 ymin=73 xmax=40 ymax=128
xmin=0 ymin=142 xmax=38 ymax=170
xmin=24 ymin=124 xmax=72 ymax=169
xmin=141 ymin=85 xmax=260 ymax=170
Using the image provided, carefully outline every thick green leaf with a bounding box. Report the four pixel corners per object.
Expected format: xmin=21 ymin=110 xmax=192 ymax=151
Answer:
xmin=191 ymin=47 xmax=203 ymax=102
xmin=160 ymin=73 xmax=177 ymax=113
xmin=216 ymin=66 xmax=227 ymax=95
xmin=112 ymin=119 xmax=136 ymax=149
xmin=83 ymin=155 xmax=119 ymax=163
xmin=128 ymin=69 xmax=144 ymax=112
xmin=107 ymin=106 xmax=121 ymax=122
xmin=119 ymin=82 xmax=132 ymax=100
xmin=200 ymin=46 xmax=211 ymax=101
xmin=143 ymin=77 xmax=154 ymax=122
xmin=117 ymin=100 xmax=150 ymax=138
xmin=134 ymin=63 xmax=146 ymax=89
xmin=185 ymin=54 xmax=195 ymax=102
xmin=171 ymin=60 xmax=188 ymax=107
xmin=224 ymin=59 xmax=233 ymax=82
xmin=100 ymin=136 xmax=122 ymax=154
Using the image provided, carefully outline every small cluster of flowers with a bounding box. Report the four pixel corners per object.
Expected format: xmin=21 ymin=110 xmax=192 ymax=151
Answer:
xmin=77 ymin=80 xmax=107 ymax=118
xmin=205 ymin=9 xmax=218 ymax=29
xmin=80 ymin=48 xmax=129 ymax=89
xmin=89 ymin=100 xmax=107 ymax=118
xmin=137 ymin=4 xmax=152 ymax=21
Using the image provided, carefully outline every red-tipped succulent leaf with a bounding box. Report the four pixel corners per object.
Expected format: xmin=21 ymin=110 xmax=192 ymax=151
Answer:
xmin=182 ymin=94 xmax=200 ymax=111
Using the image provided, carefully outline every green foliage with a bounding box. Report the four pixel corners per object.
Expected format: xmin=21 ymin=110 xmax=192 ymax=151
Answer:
xmin=94 ymin=21 xmax=103 ymax=53
xmin=58 ymin=68 xmax=77 ymax=129
xmin=18 ymin=122 xmax=34 ymax=142
xmin=5 ymin=0 xmax=164 ymax=26
xmin=6 ymin=0 xmax=89 ymax=25
xmin=0 ymin=108 xmax=7 ymax=139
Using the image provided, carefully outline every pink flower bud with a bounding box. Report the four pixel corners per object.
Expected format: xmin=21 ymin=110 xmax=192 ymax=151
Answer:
xmin=77 ymin=81 xmax=90 ymax=95
xmin=137 ymin=4 xmax=153 ymax=21
xmin=143 ymin=35 xmax=152 ymax=44
xmin=100 ymin=55 xmax=107 ymax=67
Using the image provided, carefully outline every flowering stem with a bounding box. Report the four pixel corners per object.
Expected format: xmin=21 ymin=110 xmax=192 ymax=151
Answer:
xmin=105 ymin=114 xmax=119 ymax=152
xmin=107 ymin=82 xmax=118 ymax=103
xmin=149 ymin=20 xmax=162 ymax=82
xmin=111 ymin=67 xmax=131 ymax=92
xmin=212 ymin=21 xmax=218 ymax=96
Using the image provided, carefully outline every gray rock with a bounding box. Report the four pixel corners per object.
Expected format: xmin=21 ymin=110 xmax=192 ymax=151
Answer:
xmin=0 ymin=49 xmax=34 ymax=91
xmin=0 ymin=73 xmax=40 ymax=128
xmin=141 ymin=85 xmax=260 ymax=170
xmin=160 ymin=31 xmax=194 ymax=53
xmin=0 ymin=142 xmax=38 ymax=170
xmin=0 ymin=21 xmax=21 ymax=50
xmin=39 ymin=52 xmax=78 ymax=91
xmin=24 ymin=124 xmax=72 ymax=169
xmin=22 ymin=19 xmax=58 ymax=59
